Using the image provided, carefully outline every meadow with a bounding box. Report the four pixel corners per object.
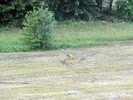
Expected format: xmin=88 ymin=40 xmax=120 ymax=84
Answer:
xmin=0 ymin=21 xmax=133 ymax=99
xmin=0 ymin=21 xmax=133 ymax=52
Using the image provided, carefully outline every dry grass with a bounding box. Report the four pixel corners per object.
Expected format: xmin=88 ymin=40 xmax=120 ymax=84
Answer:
xmin=0 ymin=44 xmax=133 ymax=100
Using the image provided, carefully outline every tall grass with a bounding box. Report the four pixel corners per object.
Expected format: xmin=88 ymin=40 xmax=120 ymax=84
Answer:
xmin=0 ymin=21 xmax=133 ymax=52
xmin=53 ymin=21 xmax=133 ymax=48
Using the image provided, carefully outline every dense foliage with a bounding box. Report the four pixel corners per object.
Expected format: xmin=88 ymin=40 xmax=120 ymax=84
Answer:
xmin=116 ymin=0 xmax=133 ymax=21
xmin=0 ymin=0 xmax=43 ymax=26
xmin=0 ymin=0 xmax=132 ymax=26
xmin=23 ymin=8 xmax=56 ymax=49
xmin=0 ymin=0 xmax=101 ymax=25
xmin=45 ymin=0 xmax=100 ymax=20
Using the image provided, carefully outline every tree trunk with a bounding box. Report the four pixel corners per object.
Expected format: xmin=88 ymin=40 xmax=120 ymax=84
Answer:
xmin=108 ymin=0 xmax=113 ymax=14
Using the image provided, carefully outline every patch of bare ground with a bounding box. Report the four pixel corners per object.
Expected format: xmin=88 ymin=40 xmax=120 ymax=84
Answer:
xmin=0 ymin=43 xmax=133 ymax=100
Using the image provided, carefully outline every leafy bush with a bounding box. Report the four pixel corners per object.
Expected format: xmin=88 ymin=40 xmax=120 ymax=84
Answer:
xmin=23 ymin=7 xmax=56 ymax=50
xmin=116 ymin=0 xmax=133 ymax=21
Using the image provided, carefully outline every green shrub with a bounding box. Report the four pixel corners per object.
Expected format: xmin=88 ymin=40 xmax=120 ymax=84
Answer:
xmin=116 ymin=0 xmax=133 ymax=21
xmin=23 ymin=7 xmax=56 ymax=50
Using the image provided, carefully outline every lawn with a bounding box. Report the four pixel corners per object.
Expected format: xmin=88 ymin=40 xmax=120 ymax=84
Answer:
xmin=0 ymin=21 xmax=133 ymax=52
xmin=0 ymin=44 xmax=133 ymax=99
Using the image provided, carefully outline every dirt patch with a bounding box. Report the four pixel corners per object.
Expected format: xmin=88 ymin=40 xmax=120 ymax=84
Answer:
xmin=0 ymin=55 xmax=57 ymax=62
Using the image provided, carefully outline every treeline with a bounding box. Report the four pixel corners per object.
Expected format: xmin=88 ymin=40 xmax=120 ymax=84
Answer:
xmin=0 ymin=0 xmax=132 ymax=26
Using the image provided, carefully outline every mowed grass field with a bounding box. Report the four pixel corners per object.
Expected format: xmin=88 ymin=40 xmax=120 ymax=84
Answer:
xmin=0 ymin=21 xmax=133 ymax=52
xmin=0 ymin=21 xmax=133 ymax=99
xmin=0 ymin=44 xmax=133 ymax=99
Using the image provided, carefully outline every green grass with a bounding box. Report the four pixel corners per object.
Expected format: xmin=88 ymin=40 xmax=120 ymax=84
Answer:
xmin=0 ymin=28 xmax=30 ymax=52
xmin=0 ymin=21 xmax=133 ymax=52
xmin=53 ymin=21 xmax=133 ymax=48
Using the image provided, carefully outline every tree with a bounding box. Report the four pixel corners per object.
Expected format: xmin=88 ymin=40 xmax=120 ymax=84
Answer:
xmin=0 ymin=0 xmax=43 ymax=26
xmin=116 ymin=0 xmax=133 ymax=21
xmin=45 ymin=0 xmax=100 ymax=20
xmin=23 ymin=8 xmax=56 ymax=49
xmin=0 ymin=0 xmax=102 ymax=26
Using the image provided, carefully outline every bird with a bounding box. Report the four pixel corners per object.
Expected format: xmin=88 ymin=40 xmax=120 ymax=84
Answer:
xmin=60 ymin=54 xmax=73 ymax=66
xmin=66 ymin=54 xmax=73 ymax=59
